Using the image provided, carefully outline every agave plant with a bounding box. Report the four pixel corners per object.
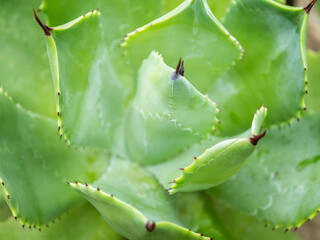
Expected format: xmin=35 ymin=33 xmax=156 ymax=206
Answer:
xmin=0 ymin=0 xmax=319 ymax=239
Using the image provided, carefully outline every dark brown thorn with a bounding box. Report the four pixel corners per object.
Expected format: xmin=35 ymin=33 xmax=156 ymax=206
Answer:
xmin=304 ymin=107 xmax=307 ymax=111
xmin=146 ymin=221 xmax=156 ymax=232
xmin=97 ymin=187 xmax=100 ymax=191
xmin=307 ymin=218 xmax=311 ymax=222
xmin=317 ymin=210 xmax=320 ymax=213
xmin=57 ymin=112 xmax=60 ymax=116
xmin=305 ymin=90 xmax=308 ymax=94
xmin=85 ymin=183 xmax=88 ymax=186
xmin=33 ymin=9 xmax=53 ymax=36
xmin=110 ymin=194 xmax=114 ymax=197
xmin=58 ymin=126 xmax=60 ymax=131
xmin=179 ymin=60 xmax=184 ymax=76
xmin=194 ymin=157 xmax=197 ymax=160
xmin=7 ymin=195 xmax=10 ymax=200
xmin=34 ymin=225 xmax=36 ymax=229
xmin=201 ymin=233 xmax=204 ymax=236
xmin=304 ymin=0 xmax=317 ymax=14
xmin=304 ymin=67 xmax=307 ymax=71
xmin=74 ymin=180 xmax=78 ymax=184
xmin=60 ymin=134 xmax=62 ymax=140
xmin=66 ymin=181 xmax=70 ymax=185
xmin=14 ymin=216 xmax=17 ymax=221
xmin=1 ymin=182 xmax=4 ymax=186
xmin=210 ymin=238 xmax=215 ymax=240
xmin=188 ymin=229 xmax=191 ymax=231
xmin=58 ymin=92 xmax=60 ymax=96
xmin=294 ymin=227 xmax=298 ymax=231
xmin=175 ymin=58 xmax=182 ymax=75
xmin=29 ymin=226 xmax=31 ymax=230
xmin=285 ymin=228 xmax=288 ymax=233
xmin=22 ymin=225 xmax=25 ymax=229
xmin=249 ymin=130 xmax=267 ymax=146
xmin=179 ymin=168 xmax=184 ymax=171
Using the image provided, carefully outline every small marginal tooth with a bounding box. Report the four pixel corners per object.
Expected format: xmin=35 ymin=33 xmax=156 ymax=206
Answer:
xmin=285 ymin=228 xmax=289 ymax=233
xmin=29 ymin=226 xmax=31 ymax=230
xmin=60 ymin=134 xmax=62 ymax=140
xmin=14 ymin=217 xmax=17 ymax=221
xmin=39 ymin=228 xmax=41 ymax=232
xmin=58 ymin=126 xmax=60 ymax=131
xmin=33 ymin=9 xmax=53 ymax=36
xmin=200 ymin=233 xmax=204 ymax=236
xmin=194 ymin=157 xmax=197 ymax=160
xmin=7 ymin=195 xmax=10 ymax=200
xmin=66 ymin=182 xmax=70 ymax=185
xmin=22 ymin=225 xmax=25 ymax=229
xmin=1 ymin=182 xmax=4 ymax=185
xmin=179 ymin=168 xmax=184 ymax=171
xmin=85 ymin=183 xmax=88 ymax=186
xmin=146 ymin=221 xmax=156 ymax=232
xmin=304 ymin=107 xmax=307 ymax=111
xmin=57 ymin=112 xmax=60 ymax=116
xmin=97 ymin=187 xmax=100 ymax=191
xmin=110 ymin=194 xmax=114 ymax=197
xmin=58 ymin=92 xmax=60 ymax=96
xmin=74 ymin=180 xmax=78 ymax=184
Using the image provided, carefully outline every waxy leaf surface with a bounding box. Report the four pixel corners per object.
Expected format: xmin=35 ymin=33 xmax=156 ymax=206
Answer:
xmin=209 ymin=0 xmax=308 ymax=135
xmin=212 ymin=112 xmax=320 ymax=229
xmin=0 ymin=89 xmax=108 ymax=226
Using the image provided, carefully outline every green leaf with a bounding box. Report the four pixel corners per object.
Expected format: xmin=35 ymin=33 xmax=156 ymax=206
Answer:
xmin=126 ymin=51 xmax=219 ymax=165
xmin=0 ymin=0 xmax=55 ymax=117
xmin=209 ymin=0 xmax=308 ymax=135
xmin=305 ymin=50 xmax=320 ymax=111
xmin=43 ymin=10 xmax=129 ymax=149
xmin=211 ymin=112 xmax=320 ymax=229
xmin=123 ymin=0 xmax=244 ymax=94
xmin=0 ymin=192 xmax=11 ymax=222
xmin=0 ymin=202 xmax=124 ymax=239
xmin=147 ymin=106 xmax=266 ymax=193
xmin=174 ymin=192 xmax=301 ymax=240
xmin=70 ymin=159 xmax=214 ymax=240
xmin=0 ymin=88 xmax=108 ymax=226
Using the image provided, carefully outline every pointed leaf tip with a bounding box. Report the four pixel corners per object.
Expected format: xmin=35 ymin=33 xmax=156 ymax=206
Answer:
xmin=304 ymin=0 xmax=317 ymax=14
xmin=33 ymin=8 xmax=52 ymax=36
xmin=249 ymin=130 xmax=266 ymax=146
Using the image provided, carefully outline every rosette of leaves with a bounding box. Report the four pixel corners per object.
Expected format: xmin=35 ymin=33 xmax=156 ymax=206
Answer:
xmin=0 ymin=0 xmax=319 ymax=239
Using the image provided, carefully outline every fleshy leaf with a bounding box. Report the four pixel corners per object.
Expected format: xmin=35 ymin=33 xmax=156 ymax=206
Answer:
xmin=43 ymin=10 xmax=128 ymax=149
xmin=305 ymin=50 xmax=320 ymax=111
xmin=70 ymin=159 xmax=214 ymax=240
xmin=209 ymin=0 xmax=308 ymax=135
xmin=0 ymin=203 xmax=124 ymax=239
xmin=212 ymin=112 xmax=320 ymax=229
xmin=174 ymin=192 xmax=301 ymax=240
xmin=0 ymin=0 xmax=55 ymax=117
xmin=251 ymin=106 xmax=268 ymax=136
xmin=123 ymin=0 xmax=244 ymax=93
xmin=0 ymin=88 xmax=108 ymax=226
xmin=166 ymin=106 xmax=266 ymax=194
xmin=125 ymin=51 xmax=219 ymax=165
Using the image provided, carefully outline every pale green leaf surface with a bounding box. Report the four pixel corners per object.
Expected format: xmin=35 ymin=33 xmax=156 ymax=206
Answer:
xmin=305 ymin=50 xmax=320 ymax=111
xmin=123 ymin=0 xmax=244 ymax=94
xmin=70 ymin=159 xmax=213 ymax=240
xmin=126 ymin=51 xmax=219 ymax=165
xmin=45 ymin=11 xmax=128 ymax=149
xmin=149 ymin=106 xmax=266 ymax=193
xmin=0 ymin=89 xmax=109 ymax=226
xmin=174 ymin=193 xmax=301 ymax=240
xmin=0 ymin=203 xmax=124 ymax=240
xmin=0 ymin=192 xmax=11 ymax=222
xmin=209 ymin=0 xmax=308 ymax=135
xmin=212 ymin=112 xmax=320 ymax=228
xmin=0 ymin=0 xmax=55 ymax=117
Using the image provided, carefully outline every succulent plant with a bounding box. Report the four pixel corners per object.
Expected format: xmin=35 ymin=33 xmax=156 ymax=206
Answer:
xmin=0 ymin=0 xmax=319 ymax=239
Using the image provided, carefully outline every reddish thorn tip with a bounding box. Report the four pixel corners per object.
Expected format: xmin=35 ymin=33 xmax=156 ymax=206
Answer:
xmin=85 ymin=183 xmax=88 ymax=186
xmin=201 ymin=234 xmax=204 ymax=236
xmin=33 ymin=9 xmax=52 ymax=36
xmin=57 ymin=112 xmax=60 ymax=116
xmin=249 ymin=130 xmax=267 ymax=146
xmin=172 ymin=58 xmax=185 ymax=80
xmin=179 ymin=168 xmax=184 ymax=171
xmin=14 ymin=217 xmax=17 ymax=221
xmin=7 ymin=195 xmax=10 ymax=200
xmin=58 ymin=92 xmax=60 ymax=96
xmin=194 ymin=157 xmax=197 ymax=160
xmin=97 ymin=187 xmax=100 ymax=191
xmin=146 ymin=221 xmax=156 ymax=232
xmin=304 ymin=0 xmax=317 ymax=14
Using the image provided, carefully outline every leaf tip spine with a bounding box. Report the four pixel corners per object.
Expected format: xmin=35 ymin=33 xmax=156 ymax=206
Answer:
xmin=304 ymin=0 xmax=317 ymax=14
xmin=249 ymin=130 xmax=267 ymax=146
xmin=33 ymin=8 xmax=52 ymax=36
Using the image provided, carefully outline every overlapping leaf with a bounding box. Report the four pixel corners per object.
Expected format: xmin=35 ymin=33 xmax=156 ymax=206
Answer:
xmin=123 ymin=0 xmax=244 ymax=93
xmin=70 ymin=159 xmax=214 ymax=240
xmin=0 ymin=89 xmax=109 ymax=226
xmin=211 ymin=112 xmax=320 ymax=229
xmin=0 ymin=203 xmax=124 ymax=240
xmin=208 ymin=0 xmax=308 ymax=135
xmin=126 ymin=51 xmax=219 ymax=165
xmin=148 ymin=106 xmax=266 ymax=193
